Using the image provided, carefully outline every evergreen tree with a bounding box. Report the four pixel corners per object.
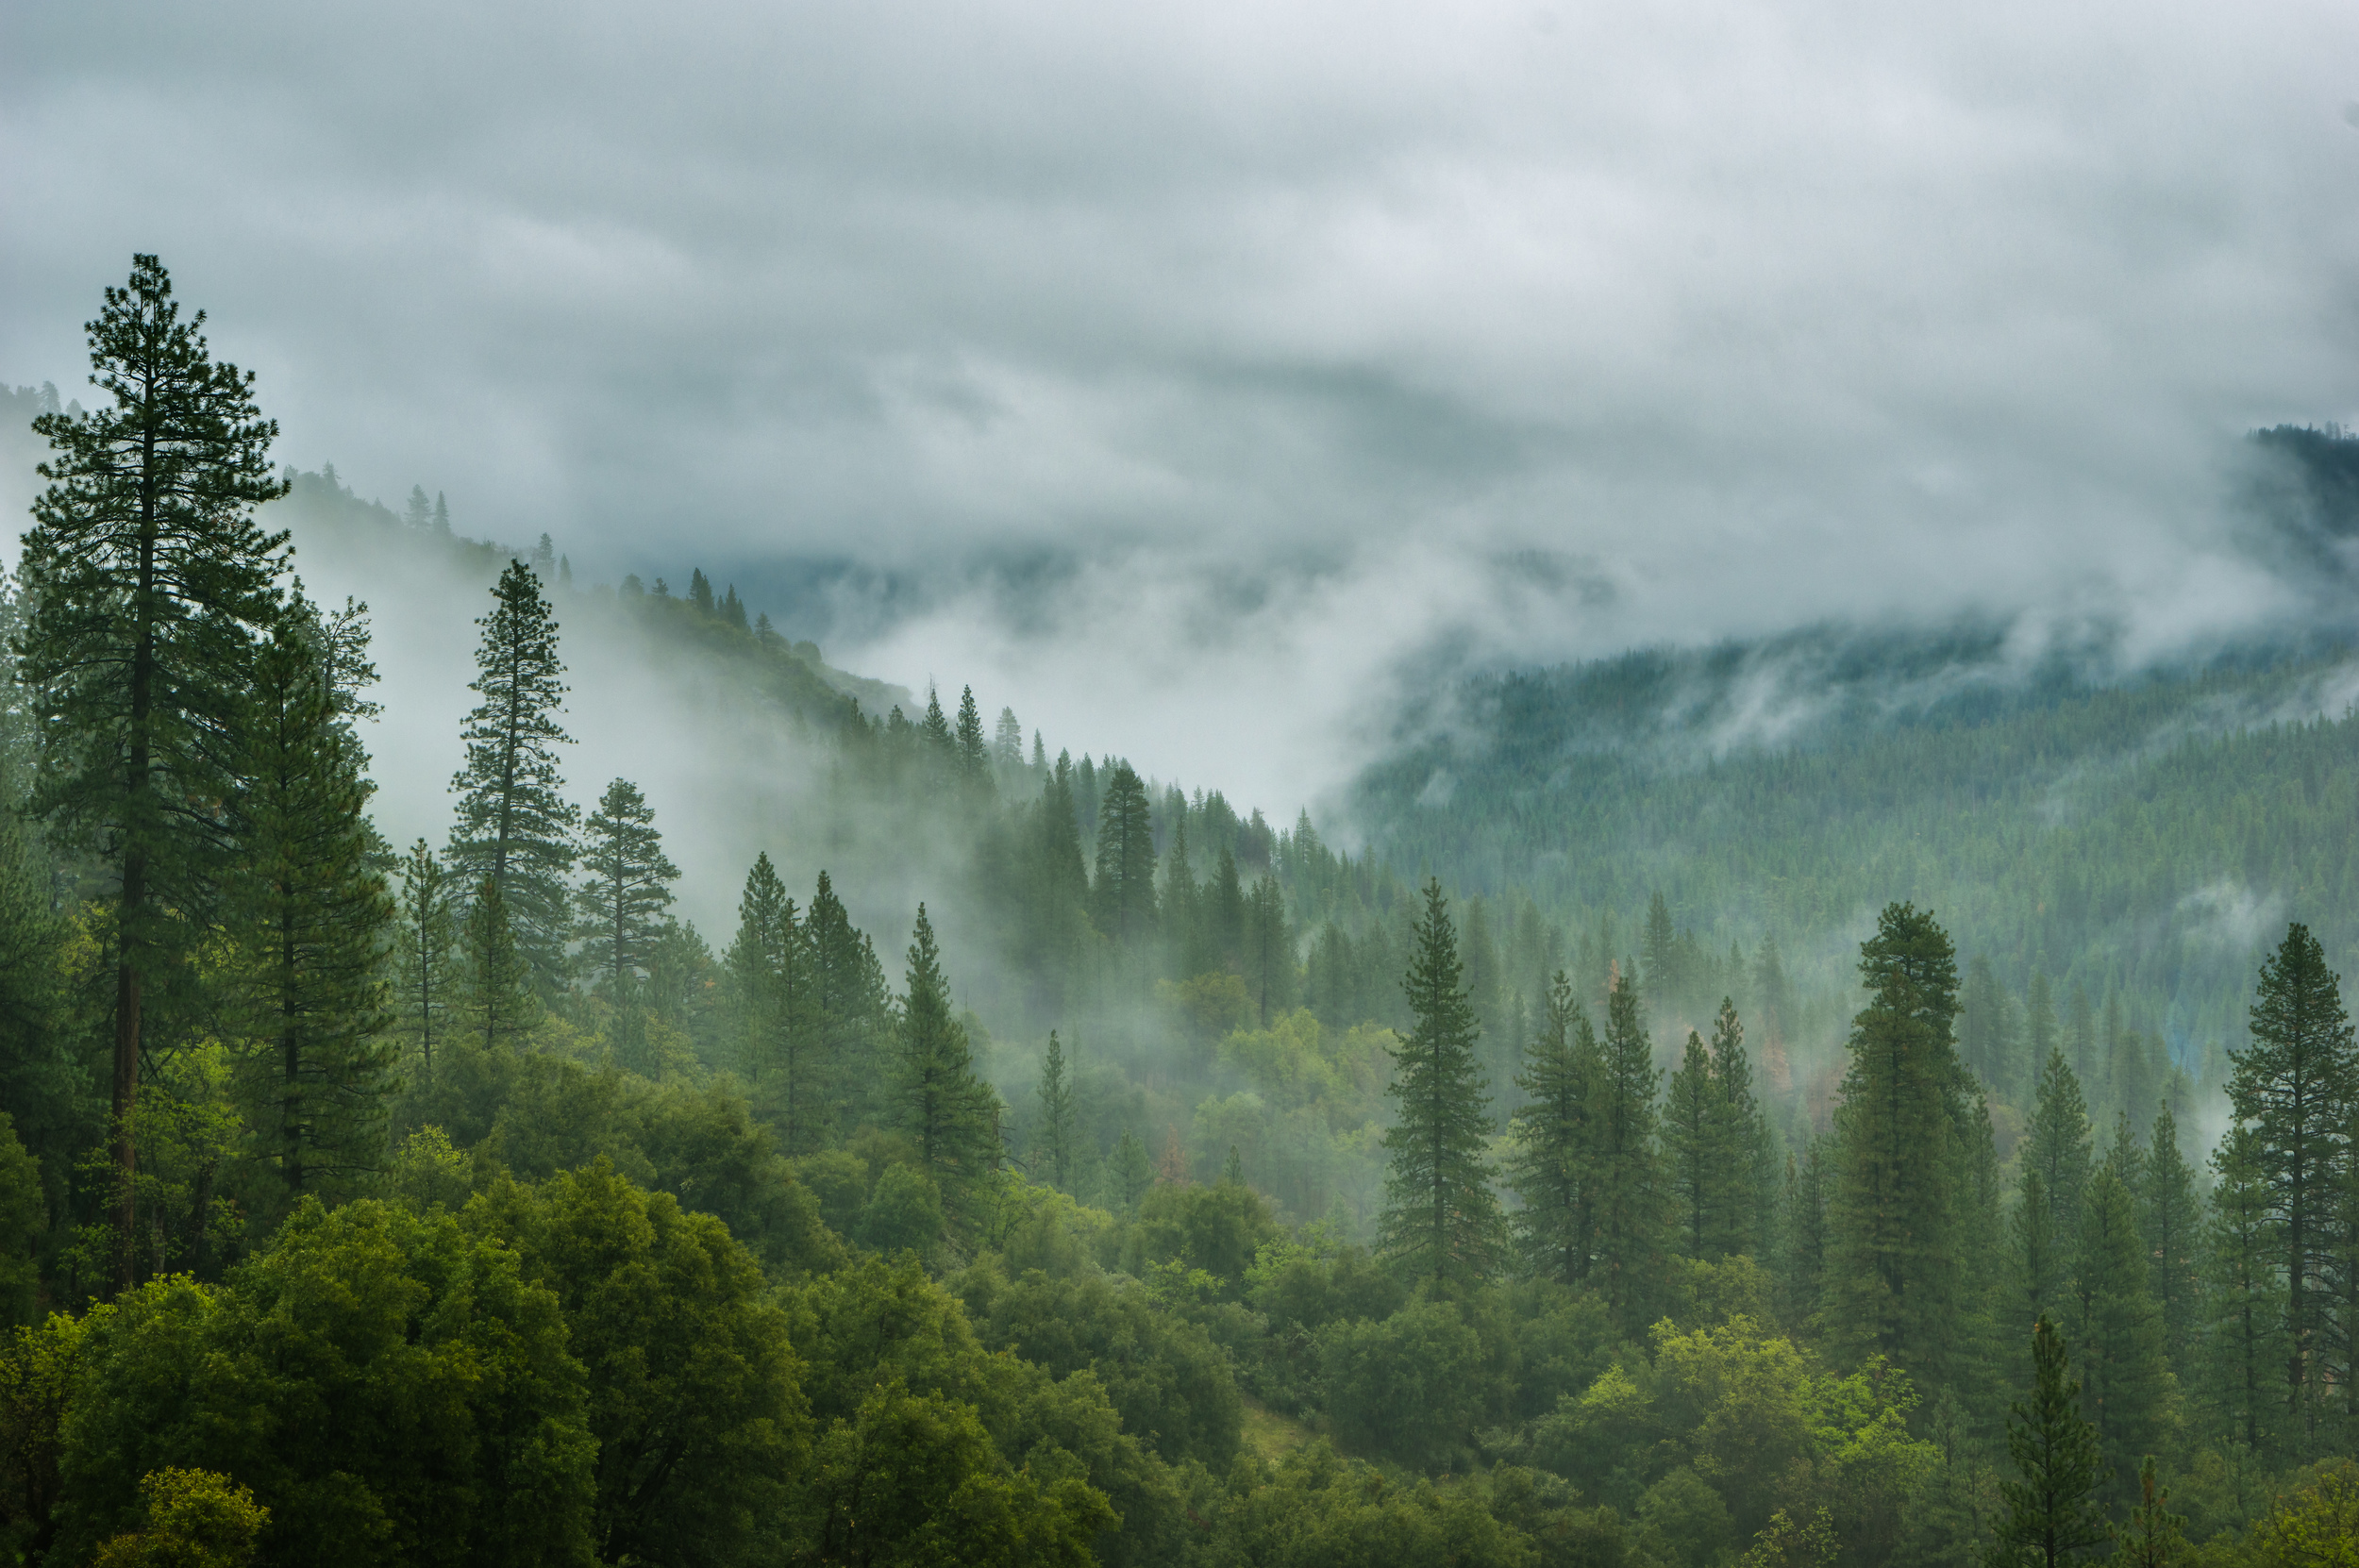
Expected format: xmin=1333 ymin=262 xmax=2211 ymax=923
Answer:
xmin=809 ymin=871 xmax=890 ymax=1130
xmin=1707 ymin=997 xmax=1777 ymax=1259
xmin=992 ymin=707 xmax=1022 ymax=771
xmin=1595 ymin=960 xmax=1665 ymax=1324
xmin=447 ymin=560 xmax=577 ymax=989
xmin=1782 ymin=1136 xmax=1832 ymax=1329
xmin=402 ymin=484 xmax=431 ymax=530
xmin=18 ymin=254 xmax=291 ymax=1284
xmin=1091 ymin=762 xmax=1156 ymax=944
xmin=1665 ymin=1029 xmax=1716 ymax=1260
xmin=574 ymin=778 xmax=678 ymax=993
xmin=1205 ymin=847 xmax=1246 ymax=968
xmin=2028 ymin=971 xmax=2059 ymax=1109
xmin=953 ymin=686 xmax=988 ymax=790
xmin=1111 ymin=1129 xmax=1154 ymax=1209
xmin=394 ymin=840 xmax=457 ymax=1092
xmin=2138 ymin=1107 xmax=2201 ymax=1374
xmin=1034 ymin=1031 xmax=1077 ymax=1193
xmin=2016 ymin=1166 xmax=2063 ymax=1327
xmin=1378 ymin=880 xmax=1506 ymax=1290
xmin=431 ymin=491 xmax=451 ymax=537
xmin=2025 ymin=1047 xmax=2096 ymax=1272
xmin=458 ymin=874 xmax=537 ymax=1053
xmin=1509 ymin=971 xmax=1598 ymax=1286
xmin=1826 ymin=903 xmax=1966 ymax=1394
xmin=1161 ymin=812 xmax=1204 ymax=979
xmin=726 ymin=853 xmax=821 ymax=1153
xmin=2200 ymin=1123 xmax=2289 ymax=1458
xmin=1243 ymin=874 xmax=1293 ymax=1026
xmin=2108 ymin=1458 xmax=2187 ymax=1568
xmin=2070 ymin=1164 xmax=2167 ymax=1497
xmin=1988 ymin=1315 xmax=2110 ymax=1568
xmin=895 ymin=905 xmax=998 ymax=1211
xmin=229 ymin=609 xmax=396 ymax=1196
xmin=2230 ymin=921 xmax=2357 ymax=1443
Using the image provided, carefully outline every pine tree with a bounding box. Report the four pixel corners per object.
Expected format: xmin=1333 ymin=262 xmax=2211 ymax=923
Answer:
xmin=431 ymin=492 xmax=451 ymax=537
xmin=953 ymin=686 xmax=988 ymax=790
xmin=2025 ymin=1047 xmax=2096 ymax=1268
xmin=2200 ymin=1123 xmax=2289 ymax=1459
xmin=1111 ymin=1130 xmax=1154 ymax=1209
xmin=402 ymin=485 xmax=431 ymax=530
xmin=1595 ymin=959 xmax=1665 ymax=1324
xmin=2070 ymin=1163 xmax=2167 ymax=1497
xmin=687 ymin=567 xmax=714 ymax=613
xmin=230 ymin=609 xmax=396 ymax=1195
xmin=2139 ymin=1107 xmax=2202 ymax=1374
xmin=1707 ymin=997 xmax=1777 ymax=1259
xmin=1510 ymin=971 xmax=1598 ymax=1286
xmin=1091 ymin=761 xmax=1156 ymax=944
xmin=1161 ymin=812 xmax=1204 ymax=978
xmin=1665 ymin=1029 xmax=1716 ymax=1261
xmin=1243 ymin=874 xmax=1293 ymax=1026
xmin=2028 ymin=971 xmax=2059 ymax=1108
xmin=2016 ymin=1166 xmax=2063 ymax=1328
xmin=394 ymin=840 xmax=457 ymax=1091
xmin=448 ymin=560 xmax=577 ymax=989
xmin=1034 ymin=1031 xmax=1077 ymax=1193
xmin=458 ymin=875 xmax=537 ymax=1053
xmin=18 ymin=255 xmax=291 ymax=1284
xmin=726 ymin=853 xmax=821 ymax=1153
xmin=2109 ymin=1458 xmax=2187 ymax=1568
xmin=1989 ymin=1315 xmax=2110 ymax=1568
xmin=2231 ymin=921 xmax=2357 ymax=1444
xmin=1642 ymin=893 xmax=1678 ymax=1017
xmin=1379 ymin=880 xmax=1506 ymax=1290
xmin=1206 ymin=847 xmax=1246 ymax=967
xmin=1826 ymin=903 xmax=1966 ymax=1394
xmin=810 ymin=871 xmax=891 ymax=1129
xmin=574 ymin=777 xmax=678 ymax=993
xmin=896 ymin=906 xmax=998 ymax=1210
xmin=992 ymin=707 xmax=1022 ymax=772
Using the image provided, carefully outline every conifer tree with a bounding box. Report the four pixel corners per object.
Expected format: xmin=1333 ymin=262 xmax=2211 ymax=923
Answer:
xmin=2200 ymin=1123 xmax=2289 ymax=1458
xmin=1595 ymin=960 xmax=1665 ymax=1322
xmin=992 ymin=707 xmax=1022 ymax=771
xmin=2109 ymin=1458 xmax=2187 ymax=1568
xmin=919 ymin=686 xmax=953 ymax=761
xmin=2230 ymin=921 xmax=2357 ymax=1443
xmin=1665 ymin=1029 xmax=1717 ymax=1260
xmin=1243 ymin=874 xmax=1293 ymax=1026
xmin=1379 ymin=880 xmax=1506 ymax=1290
xmin=2139 ymin=1106 xmax=2202 ymax=1373
xmin=1091 ymin=761 xmax=1156 ymax=944
xmin=403 ymin=485 xmax=431 ymax=530
xmin=1206 ymin=846 xmax=1246 ymax=967
xmin=394 ymin=840 xmax=457 ymax=1091
xmin=230 ymin=609 xmax=396 ymax=1195
xmin=2028 ymin=971 xmax=2059 ymax=1107
xmin=1161 ymin=812 xmax=1204 ymax=978
xmin=448 ymin=560 xmax=577 ymax=988
xmin=1034 ymin=1030 xmax=1077 ymax=1193
xmin=1989 ymin=1315 xmax=2110 ymax=1568
xmin=953 ymin=686 xmax=988 ymax=790
xmin=1111 ymin=1129 xmax=1154 ymax=1209
xmin=1510 ymin=971 xmax=1598 ymax=1286
xmin=574 ymin=778 xmax=678 ymax=993
xmin=458 ymin=875 xmax=537 ymax=1053
xmin=2016 ymin=1166 xmax=2063 ymax=1326
xmin=2026 ymin=1047 xmax=2097 ymax=1247
xmin=726 ymin=853 xmax=821 ymax=1152
xmin=2070 ymin=1164 xmax=2167 ymax=1496
xmin=1707 ymin=997 xmax=1777 ymax=1259
xmin=896 ymin=905 xmax=998 ymax=1209
xmin=18 ymin=255 xmax=291 ymax=1283
xmin=1826 ymin=903 xmax=1966 ymax=1393
xmin=809 ymin=871 xmax=891 ymax=1129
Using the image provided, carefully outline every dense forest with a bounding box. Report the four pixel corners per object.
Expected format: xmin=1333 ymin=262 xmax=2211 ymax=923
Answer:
xmin=0 ymin=258 xmax=2352 ymax=1567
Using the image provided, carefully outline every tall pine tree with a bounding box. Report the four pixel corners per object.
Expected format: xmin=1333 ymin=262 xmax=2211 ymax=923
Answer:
xmin=1826 ymin=903 xmax=1966 ymax=1395
xmin=1091 ymin=762 xmax=1157 ymax=945
xmin=1034 ymin=1030 xmax=1077 ymax=1193
xmin=1379 ymin=880 xmax=1506 ymax=1290
xmin=726 ymin=853 xmax=821 ymax=1153
xmin=574 ymin=777 xmax=678 ymax=993
xmin=394 ymin=841 xmax=457 ymax=1091
xmin=1988 ymin=1314 xmax=2110 ymax=1568
xmin=896 ymin=905 xmax=998 ymax=1213
xmin=1594 ymin=960 xmax=1664 ymax=1324
xmin=2230 ymin=921 xmax=2357 ymax=1445
xmin=1509 ymin=971 xmax=1599 ymax=1287
xmin=229 ymin=608 xmax=395 ymax=1197
xmin=448 ymin=560 xmax=577 ymax=990
xmin=18 ymin=255 xmax=291 ymax=1284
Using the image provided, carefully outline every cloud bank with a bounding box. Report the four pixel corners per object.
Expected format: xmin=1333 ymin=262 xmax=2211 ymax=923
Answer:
xmin=6 ymin=0 xmax=2358 ymax=813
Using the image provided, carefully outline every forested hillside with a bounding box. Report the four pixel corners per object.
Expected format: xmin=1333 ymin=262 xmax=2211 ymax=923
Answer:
xmin=0 ymin=259 xmax=2354 ymax=1568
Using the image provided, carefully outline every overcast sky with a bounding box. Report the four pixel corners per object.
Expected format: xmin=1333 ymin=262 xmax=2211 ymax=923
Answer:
xmin=6 ymin=0 xmax=2358 ymax=814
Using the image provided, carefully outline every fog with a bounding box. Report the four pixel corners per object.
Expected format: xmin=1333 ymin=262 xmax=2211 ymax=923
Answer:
xmin=7 ymin=0 xmax=2359 ymax=815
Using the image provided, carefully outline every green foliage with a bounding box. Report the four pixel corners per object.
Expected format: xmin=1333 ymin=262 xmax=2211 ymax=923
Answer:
xmin=448 ymin=559 xmax=577 ymax=988
xmin=1320 ymin=1295 xmax=1497 ymax=1471
xmin=2069 ymin=1165 xmax=2167 ymax=1498
xmin=1092 ymin=761 xmax=1157 ymax=944
xmin=457 ymin=874 xmax=538 ymax=1052
xmin=53 ymin=1201 xmax=596 ymax=1568
xmin=1380 ymin=881 xmax=1507 ymax=1290
xmin=228 ymin=609 xmax=396 ymax=1197
xmin=1211 ymin=1441 xmax=1545 ymax=1568
xmin=1990 ymin=1315 xmax=2109 ymax=1568
xmin=465 ymin=1161 xmax=808 ymax=1568
xmin=895 ymin=906 xmax=1000 ymax=1216
xmin=393 ymin=840 xmax=458 ymax=1092
xmin=574 ymin=776 xmax=678 ymax=993
xmin=0 ymin=1115 xmax=42 ymax=1326
xmin=89 ymin=1467 xmax=267 ymax=1568
xmin=1827 ymin=904 xmax=1967 ymax=1394
xmin=1510 ymin=973 xmax=1601 ymax=1288
xmin=1125 ymin=1178 xmax=1280 ymax=1293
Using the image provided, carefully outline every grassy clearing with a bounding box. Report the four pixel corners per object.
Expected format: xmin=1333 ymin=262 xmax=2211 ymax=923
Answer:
xmin=1238 ymin=1395 xmax=1313 ymax=1461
